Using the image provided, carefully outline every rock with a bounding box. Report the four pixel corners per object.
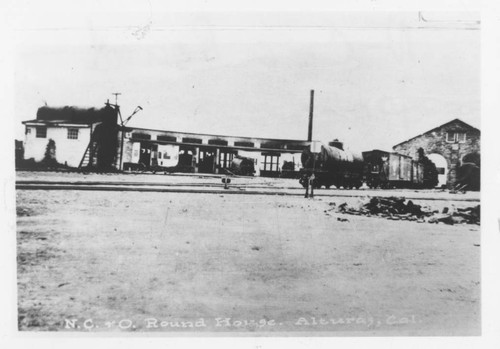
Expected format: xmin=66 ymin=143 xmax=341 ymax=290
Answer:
xmin=428 ymin=214 xmax=454 ymax=225
xmin=452 ymin=216 xmax=467 ymax=224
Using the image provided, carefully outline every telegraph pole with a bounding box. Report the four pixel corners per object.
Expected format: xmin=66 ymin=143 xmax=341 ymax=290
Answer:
xmin=112 ymin=92 xmax=121 ymax=107
xmin=305 ymin=90 xmax=316 ymax=198
xmin=307 ymin=89 xmax=314 ymax=142
xmin=110 ymin=93 xmax=125 ymax=170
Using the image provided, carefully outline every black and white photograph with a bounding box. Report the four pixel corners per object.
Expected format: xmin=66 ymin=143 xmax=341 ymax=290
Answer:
xmin=2 ymin=0 xmax=500 ymax=347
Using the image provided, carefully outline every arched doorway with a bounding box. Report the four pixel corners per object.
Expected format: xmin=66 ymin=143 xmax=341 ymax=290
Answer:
xmin=462 ymin=152 xmax=480 ymax=167
xmin=428 ymin=153 xmax=448 ymax=188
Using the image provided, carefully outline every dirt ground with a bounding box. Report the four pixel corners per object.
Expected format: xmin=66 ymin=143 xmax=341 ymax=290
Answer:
xmin=16 ymin=177 xmax=480 ymax=335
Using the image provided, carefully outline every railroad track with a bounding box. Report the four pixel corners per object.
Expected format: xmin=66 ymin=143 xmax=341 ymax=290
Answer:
xmin=16 ymin=180 xmax=480 ymax=201
xmin=16 ymin=180 xmax=301 ymax=190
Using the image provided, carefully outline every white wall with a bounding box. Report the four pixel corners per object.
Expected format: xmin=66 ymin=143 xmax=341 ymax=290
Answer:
xmin=428 ymin=153 xmax=449 ymax=188
xmin=235 ymin=151 xmax=302 ymax=175
xmin=24 ymin=125 xmax=91 ymax=167
xmin=157 ymin=144 xmax=180 ymax=167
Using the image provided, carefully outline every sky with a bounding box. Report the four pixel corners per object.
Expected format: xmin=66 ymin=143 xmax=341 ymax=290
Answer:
xmin=12 ymin=10 xmax=480 ymax=153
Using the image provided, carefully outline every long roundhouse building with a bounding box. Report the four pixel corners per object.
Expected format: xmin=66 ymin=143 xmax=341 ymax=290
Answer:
xmin=21 ymin=102 xmax=310 ymax=177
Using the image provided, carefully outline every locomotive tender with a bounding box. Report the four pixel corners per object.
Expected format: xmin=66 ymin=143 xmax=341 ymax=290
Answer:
xmin=300 ymin=141 xmax=437 ymax=189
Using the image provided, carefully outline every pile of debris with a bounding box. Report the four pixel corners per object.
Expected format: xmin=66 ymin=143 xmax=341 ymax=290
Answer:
xmin=427 ymin=205 xmax=480 ymax=225
xmin=333 ymin=197 xmax=480 ymax=225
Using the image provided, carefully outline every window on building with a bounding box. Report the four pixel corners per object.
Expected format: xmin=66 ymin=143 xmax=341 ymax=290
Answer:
xmin=261 ymin=142 xmax=282 ymax=150
xmin=132 ymin=133 xmax=151 ymax=140
xmin=67 ymin=128 xmax=79 ymax=140
xmin=208 ymin=139 xmax=228 ymax=146
xmin=36 ymin=127 xmax=47 ymax=138
xmin=262 ymin=154 xmax=280 ymax=171
xmin=25 ymin=128 xmax=31 ymax=135
xmin=446 ymin=132 xmax=467 ymax=143
xmin=219 ymin=152 xmax=235 ymax=168
xmin=182 ymin=137 xmax=203 ymax=144
xmin=157 ymin=135 xmax=177 ymax=142
xmin=234 ymin=141 xmax=254 ymax=148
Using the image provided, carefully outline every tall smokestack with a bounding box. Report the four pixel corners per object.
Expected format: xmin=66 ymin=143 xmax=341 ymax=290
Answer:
xmin=307 ymin=89 xmax=314 ymax=141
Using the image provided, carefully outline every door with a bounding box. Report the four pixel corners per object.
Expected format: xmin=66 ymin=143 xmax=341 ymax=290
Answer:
xmin=139 ymin=142 xmax=152 ymax=168
xmin=198 ymin=149 xmax=216 ymax=173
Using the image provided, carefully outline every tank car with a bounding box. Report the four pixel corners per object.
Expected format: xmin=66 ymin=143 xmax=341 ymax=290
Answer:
xmin=300 ymin=141 xmax=364 ymax=189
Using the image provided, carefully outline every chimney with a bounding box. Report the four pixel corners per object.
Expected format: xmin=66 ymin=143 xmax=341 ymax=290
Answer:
xmin=307 ymin=89 xmax=314 ymax=142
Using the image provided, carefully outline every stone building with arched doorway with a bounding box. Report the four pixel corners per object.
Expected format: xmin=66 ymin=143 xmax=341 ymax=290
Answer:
xmin=392 ymin=119 xmax=480 ymax=188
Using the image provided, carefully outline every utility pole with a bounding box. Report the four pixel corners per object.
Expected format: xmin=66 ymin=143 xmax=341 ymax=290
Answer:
xmin=112 ymin=92 xmax=121 ymax=107
xmin=307 ymin=89 xmax=314 ymax=142
xmin=305 ymin=90 xmax=317 ymax=199
xmin=115 ymin=99 xmax=143 ymax=172
xmin=119 ymin=121 xmax=126 ymax=171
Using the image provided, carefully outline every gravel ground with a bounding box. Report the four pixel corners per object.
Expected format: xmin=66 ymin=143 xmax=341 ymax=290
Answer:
xmin=16 ymin=184 xmax=480 ymax=335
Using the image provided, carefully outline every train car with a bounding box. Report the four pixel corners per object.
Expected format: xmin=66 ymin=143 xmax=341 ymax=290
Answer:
xmin=300 ymin=141 xmax=364 ymax=189
xmin=363 ymin=150 xmax=437 ymax=189
xmin=229 ymin=155 xmax=255 ymax=176
xmin=412 ymin=160 xmax=425 ymax=187
xmin=363 ymin=150 xmax=420 ymax=188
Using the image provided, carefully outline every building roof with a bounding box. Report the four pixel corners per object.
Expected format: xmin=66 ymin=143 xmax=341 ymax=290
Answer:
xmin=393 ymin=118 xmax=480 ymax=149
xmin=22 ymin=119 xmax=96 ymax=126
xmin=122 ymin=125 xmax=312 ymax=144
xmin=23 ymin=105 xmax=116 ymax=126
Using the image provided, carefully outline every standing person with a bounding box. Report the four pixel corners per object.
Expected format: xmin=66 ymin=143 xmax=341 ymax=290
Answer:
xmin=309 ymin=173 xmax=315 ymax=198
xmin=304 ymin=173 xmax=310 ymax=198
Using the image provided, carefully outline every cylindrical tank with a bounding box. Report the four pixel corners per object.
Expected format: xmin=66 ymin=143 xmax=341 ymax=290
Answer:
xmin=301 ymin=143 xmax=364 ymax=188
xmin=302 ymin=143 xmax=363 ymax=170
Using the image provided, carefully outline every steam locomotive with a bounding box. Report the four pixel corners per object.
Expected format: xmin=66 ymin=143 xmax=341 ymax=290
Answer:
xmin=228 ymin=155 xmax=256 ymax=176
xmin=300 ymin=141 xmax=438 ymax=189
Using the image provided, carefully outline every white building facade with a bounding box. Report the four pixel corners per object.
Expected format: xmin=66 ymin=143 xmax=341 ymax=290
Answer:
xmin=23 ymin=122 xmax=94 ymax=168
